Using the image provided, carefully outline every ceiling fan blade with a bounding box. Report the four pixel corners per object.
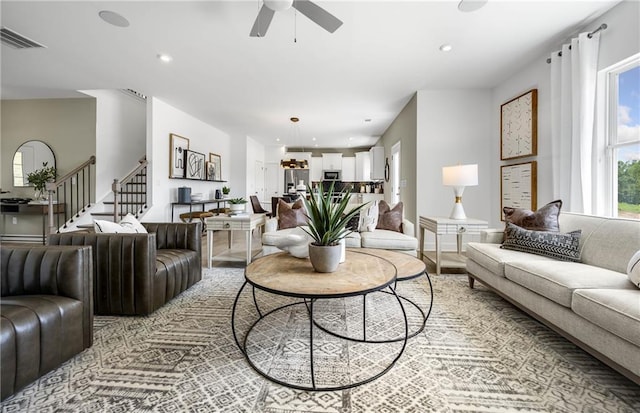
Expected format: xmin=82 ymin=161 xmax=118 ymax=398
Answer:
xmin=250 ymin=5 xmax=276 ymax=37
xmin=292 ymin=0 xmax=343 ymax=33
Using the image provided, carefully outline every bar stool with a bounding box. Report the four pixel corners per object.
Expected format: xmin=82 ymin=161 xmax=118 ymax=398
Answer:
xmin=179 ymin=211 xmax=214 ymax=231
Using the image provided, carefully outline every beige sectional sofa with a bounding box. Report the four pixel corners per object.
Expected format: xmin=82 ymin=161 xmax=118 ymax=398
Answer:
xmin=466 ymin=212 xmax=640 ymax=384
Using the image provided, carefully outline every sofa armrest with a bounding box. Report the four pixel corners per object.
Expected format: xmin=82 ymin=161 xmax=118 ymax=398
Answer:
xmin=481 ymin=228 xmax=505 ymax=244
xmin=143 ymin=222 xmax=201 ymax=253
xmin=265 ymin=217 xmax=279 ymax=233
xmin=402 ymin=219 xmax=415 ymax=237
xmin=1 ymin=245 xmax=94 ymax=348
xmin=49 ymin=232 xmax=156 ymax=315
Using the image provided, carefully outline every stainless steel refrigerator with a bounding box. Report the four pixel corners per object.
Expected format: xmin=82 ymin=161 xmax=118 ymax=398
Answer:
xmin=284 ymin=169 xmax=310 ymax=194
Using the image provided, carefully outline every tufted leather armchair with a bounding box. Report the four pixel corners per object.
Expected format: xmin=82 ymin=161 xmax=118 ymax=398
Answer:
xmin=1 ymin=245 xmax=93 ymax=401
xmin=48 ymin=222 xmax=201 ymax=316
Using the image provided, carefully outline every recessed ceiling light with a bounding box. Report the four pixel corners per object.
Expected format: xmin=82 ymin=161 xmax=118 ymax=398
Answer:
xmin=439 ymin=44 xmax=453 ymax=52
xmin=312 ymin=137 xmax=316 ymax=141
xmin=314 ymin=144 xmax=318 ymax=147
xmin=99 ymin=10 xmax=130 ymax=28
xmin=458 ymin=0 xmax=488 ymax=13
xmin=157 ymin=54 xmax=173 ymax=63
xmin=276 ymin=138 xmax=280 ymax=142
xmin=349 ymin=137 xmax=353 ymax=141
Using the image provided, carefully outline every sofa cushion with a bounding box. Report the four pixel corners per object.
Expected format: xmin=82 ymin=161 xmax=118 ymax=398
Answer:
xmin=467 ymin=242 xmax=553 ymax=277
xmin=501 ymin=222 xmax=581 ymax=262
xmin=277 ymin=199 xmax=307 ymax=230
xmin=503 ymin=199 xmax=562 ymax=231
xmin=628 ymin=250 xmax=640 ymax=288
xmin=504 ymin=261 xmax=634 ymax=307
xmin=578 ymin=217 xmax=640 ymax=274
xmin=345 ymin=231 xmax=361 ymax=248
xmin=376 ymin=201 xmax=403 ymax=233
xmin=572 ymin=289 xmax=640 ymax=347
xmin=360 ymin=229 xmax=417 ymax=251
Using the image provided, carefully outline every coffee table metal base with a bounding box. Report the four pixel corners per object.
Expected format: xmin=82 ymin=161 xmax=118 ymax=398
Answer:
xmin=231 ymin=280 xmax=409 ymax=391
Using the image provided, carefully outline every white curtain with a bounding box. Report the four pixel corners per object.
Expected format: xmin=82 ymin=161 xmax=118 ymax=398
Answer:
xmin=550 ymin=32 xmax=600 ymax=214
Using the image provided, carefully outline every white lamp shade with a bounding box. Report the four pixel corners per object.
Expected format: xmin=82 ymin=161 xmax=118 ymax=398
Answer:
xmin=442 ymin=164 xmax=478 ymax=187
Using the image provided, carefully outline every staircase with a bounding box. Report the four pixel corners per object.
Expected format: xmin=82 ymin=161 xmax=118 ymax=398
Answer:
xmin=89 ymin=156 xmax=149 ymax=223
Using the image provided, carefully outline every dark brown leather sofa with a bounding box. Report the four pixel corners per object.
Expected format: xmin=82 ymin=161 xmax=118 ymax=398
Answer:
xmin=1 ymin=245 xmax=93 ymax=401
xmin=48 ymin=222 xmax=201 ymax=316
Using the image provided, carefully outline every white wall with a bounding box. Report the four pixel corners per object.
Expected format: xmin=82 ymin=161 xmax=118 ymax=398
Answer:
xmin=246 ymin=136 xmax=266 ymax=201
xmin=145 ymin=97 xmax=231 ymax=222
xmin=81 ymin=90 xmax=146 ymax=199
xmin=490 ymin=0 xmax=640 ymax=224
xmin=416 ymin=89 xmax=492 ymax=249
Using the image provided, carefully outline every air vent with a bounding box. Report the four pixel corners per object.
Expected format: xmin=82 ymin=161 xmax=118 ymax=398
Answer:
xmin=122 ymin=89 xmax=147 ymax=101
xmin=1 ymin=27 xmax=46 ymax=49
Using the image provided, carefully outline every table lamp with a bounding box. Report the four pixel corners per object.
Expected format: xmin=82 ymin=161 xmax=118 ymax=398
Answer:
xmin=442 ymin=164 xmax=478 ymax=220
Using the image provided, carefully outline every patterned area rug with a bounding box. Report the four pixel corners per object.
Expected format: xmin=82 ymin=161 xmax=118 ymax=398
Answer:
xmin=2 ymin=267 xmax=638 ymax=412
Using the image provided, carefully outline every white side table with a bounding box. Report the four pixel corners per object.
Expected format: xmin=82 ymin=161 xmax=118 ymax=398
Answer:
xmin=205 ymin=214 xmax=266 ymax=267
xmin=419 ymin=216 xmax=488 ymax=276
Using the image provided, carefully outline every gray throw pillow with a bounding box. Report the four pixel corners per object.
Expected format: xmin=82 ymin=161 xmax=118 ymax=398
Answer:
xmin=503 ymin=199 xmax=562 ymax=232
xmin=501 ymin=222 xmax=581 ymax=262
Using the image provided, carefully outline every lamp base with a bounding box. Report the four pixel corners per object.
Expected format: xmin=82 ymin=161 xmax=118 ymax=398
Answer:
xmin=449 ymin=202 xmax=467 ymax=220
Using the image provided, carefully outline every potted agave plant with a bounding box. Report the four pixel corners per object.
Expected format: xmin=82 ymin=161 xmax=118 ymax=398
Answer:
xmin=228 ymin=197 xmax=248 ymax=213
xmin=302 ymin=182 xmax=367 ymax=273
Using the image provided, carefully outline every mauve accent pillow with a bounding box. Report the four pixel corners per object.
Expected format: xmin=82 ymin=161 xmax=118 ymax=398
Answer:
xmin=376 ymin=201 xmax=403 ymax=233
xmin=278 ymin=199 xmax=307 ymax=230
xmin=503 ymin=199 xmax=562 ymax=232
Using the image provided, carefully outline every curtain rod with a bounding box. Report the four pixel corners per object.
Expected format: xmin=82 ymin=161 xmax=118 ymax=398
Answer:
xmin=546 ymin=23 xmax=607 ymax=63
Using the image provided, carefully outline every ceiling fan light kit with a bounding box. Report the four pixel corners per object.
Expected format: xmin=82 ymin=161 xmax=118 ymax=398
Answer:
xmin=458 ymin=0 xmax=489 ymax=13
xmin=264 ymin=0 xmax=294 ymax=12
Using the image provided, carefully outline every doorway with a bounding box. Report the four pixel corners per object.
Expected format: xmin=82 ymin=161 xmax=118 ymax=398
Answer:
xmin=254 ymin=160 xmax=265 ymax=204
xmin=391 ymin=142 xmax=401 ymax=204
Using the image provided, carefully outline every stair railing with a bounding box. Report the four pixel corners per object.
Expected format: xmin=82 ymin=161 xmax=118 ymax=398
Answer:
xmin=112 ymin=156 xmax=148 ymax=222
xmin=46 ymin=156 xmax=96 ymax=235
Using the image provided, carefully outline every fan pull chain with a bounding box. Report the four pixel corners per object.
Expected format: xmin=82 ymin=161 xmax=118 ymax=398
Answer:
xmin=294 ymin=5 xmax=297 ymax=43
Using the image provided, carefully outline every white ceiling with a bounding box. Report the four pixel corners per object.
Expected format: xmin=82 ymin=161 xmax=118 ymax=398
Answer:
xmin=1 ymin=0 xmax=619 ymax=149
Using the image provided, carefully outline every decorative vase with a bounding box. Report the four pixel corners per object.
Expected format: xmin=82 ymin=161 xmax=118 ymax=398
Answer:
xmin=229 ymin=203 xmax=245 ymax=213
xmin=308 ymin=243 xmax=342 ymax=273
xmin=34 ymin=189 xmax=48 ymax=201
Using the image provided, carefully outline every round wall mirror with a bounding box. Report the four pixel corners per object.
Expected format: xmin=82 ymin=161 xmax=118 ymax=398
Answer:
xmin=13 ymin=140 xmax=56 ymax=187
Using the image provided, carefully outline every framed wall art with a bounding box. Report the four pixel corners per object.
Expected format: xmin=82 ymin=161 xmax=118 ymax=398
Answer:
xmin=169 ymin=134 xmax=189 ymax=178
xmin=501 ymin=161 xmax=537 ymax=220
xmin=209 ymin=153 xmax=222 ymax=181
xmin=184 ymin=150 xmax=206 ymax=180
xmin=501 ymin=89 xmax=537 ymax=160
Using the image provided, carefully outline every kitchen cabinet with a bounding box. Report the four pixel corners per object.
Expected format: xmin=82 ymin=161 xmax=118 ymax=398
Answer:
xmin=370 ymin=146 xmax=385 ymax=181
xmin=322 ymin=153 xmax=342 ymax=170
xmin=310 ymin=157 xmax=322 ymax=182
xmin=284 ymin=152 xmax=312 ymax=163
xmin=355 ymin=151 xmax=371 ymax=181
xmin=341 ymin=157 xmax=355 ymax=182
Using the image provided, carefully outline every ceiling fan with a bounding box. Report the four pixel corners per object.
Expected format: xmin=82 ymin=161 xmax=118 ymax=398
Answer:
xmin=250 ymin=0 xmax=343 ymax=37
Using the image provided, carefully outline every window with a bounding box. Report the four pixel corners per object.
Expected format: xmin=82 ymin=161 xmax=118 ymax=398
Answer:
xmin=606 ymin=56 xmax=640 ymax=219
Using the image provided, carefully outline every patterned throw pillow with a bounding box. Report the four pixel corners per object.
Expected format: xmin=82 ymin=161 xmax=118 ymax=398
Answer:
xmin=376 ymin=201 xmax=403 ymax=233
xmin=94 ymin=214 xmax=148 ymax=234
xmin=345 ymin=213 xmax=360 ymax=231
xmin=358 ymin=201 xmax=379 ymax=232
xmin=501 ymin=222 xmax=581 ymax=262
xmin=277 ymin=199 xmax=307 ymax=230
xmin=503 ymin=199 xmax=562 ymax=232
xmin=627 ymin=250 xmax=640 ymax=289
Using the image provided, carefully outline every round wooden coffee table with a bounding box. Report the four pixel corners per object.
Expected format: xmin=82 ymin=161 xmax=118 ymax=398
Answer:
xmin=231 ymin=250 xmax=409 ymax=391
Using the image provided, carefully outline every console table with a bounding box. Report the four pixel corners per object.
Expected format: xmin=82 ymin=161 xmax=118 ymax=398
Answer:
xmin=0 ymin=201 xmax=65 ymax=244
xmin=419 ymin=216 xmax=488 ymax=276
